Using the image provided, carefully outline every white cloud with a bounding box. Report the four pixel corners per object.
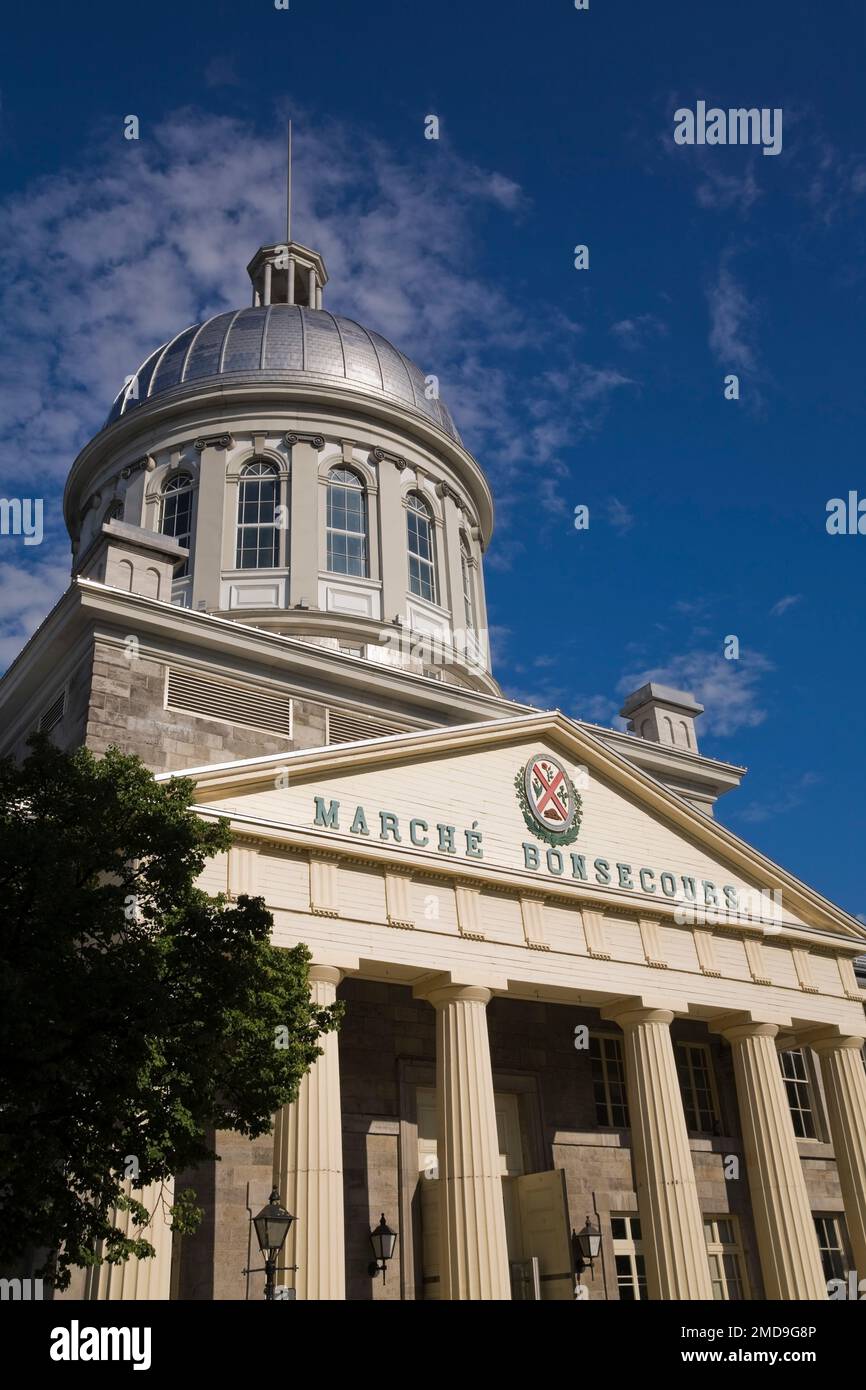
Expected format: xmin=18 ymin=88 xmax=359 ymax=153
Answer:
xmin=736 ymin=771 xmax=821 ymax=824
xmin=707 ymin=262 xmax=758 ymax=371
xmin=0 ymin=551 xmax=70 ymax=672
xmin=769 ymin=594 xmax=802 ymax=617
xmin=606 ymin=497 xmax=635 ymax=534
xmin=696 ymin=165 xmax=762 ymax=215
xmin=618 ymin=648 xmax=774 ymax=737
xmin=609 ymin=313 xmax=668 ymax=350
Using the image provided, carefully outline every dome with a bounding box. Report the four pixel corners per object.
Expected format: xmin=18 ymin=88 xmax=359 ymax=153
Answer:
xmin=106 ymin=305 xmax=461 ymax=443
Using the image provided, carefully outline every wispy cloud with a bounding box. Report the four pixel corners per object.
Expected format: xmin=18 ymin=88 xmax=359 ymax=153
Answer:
xmin=618 ymin=648 xmax=774 ymax=737
xmin=0 ymin=106 xmax=633 ymax=557
xmin=695 ymin=163 xmax=762 ymax=215
xmin=736 ymin=771 xmax=821 ymax=824
xmin=609 ymin=313 xmax=668 ymax=351
xmin=707 ymin=261 xmax=758 ymax=372
xmin=0 ymin=551 xmax=70 ymax=671
xmin=769 ymin=594 xmax=802 ymax=617
xmin=606 ymin=497 xmax=636 ymax=533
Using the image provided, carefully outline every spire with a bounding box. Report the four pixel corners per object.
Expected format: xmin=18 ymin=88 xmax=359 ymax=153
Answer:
xmin=247 ymin=122 xmax=328 ymax=310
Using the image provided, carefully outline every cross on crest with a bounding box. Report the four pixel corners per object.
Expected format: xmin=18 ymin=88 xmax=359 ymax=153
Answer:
xmin=515 ymin=752 xmax=582 ymax=847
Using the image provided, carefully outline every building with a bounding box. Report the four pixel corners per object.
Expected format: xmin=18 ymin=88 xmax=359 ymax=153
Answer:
xmin=3 ymin=229 xmax=866 ymax=1302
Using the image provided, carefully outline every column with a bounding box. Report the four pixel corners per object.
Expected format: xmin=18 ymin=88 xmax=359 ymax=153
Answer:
xmin=83 ymin=1180 xmax=174 ymax=1300
xmin=718 ymin=1019 xmax=826 ymax=1299
xmin=425 ymin=984 xmax=511 ymax=1299
xmin=272 ymin=965 xmax=345 ymax=1299
xmin=809 ymin=1032 xmax=866 ymax=1278
xmin=603 ymin=1003 xmax=712 ymax=1299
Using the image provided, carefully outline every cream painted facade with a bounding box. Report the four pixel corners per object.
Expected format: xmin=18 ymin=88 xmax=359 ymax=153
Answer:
xmin=3 ymin=229 xmax=865 ymax=1302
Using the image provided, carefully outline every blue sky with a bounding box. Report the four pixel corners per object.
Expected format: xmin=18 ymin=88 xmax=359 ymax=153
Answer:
xmin=0 ymin=0 xmax=864 ymax=919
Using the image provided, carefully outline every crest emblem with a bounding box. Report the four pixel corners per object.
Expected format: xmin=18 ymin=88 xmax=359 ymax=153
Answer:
xmin=515 ymin=753 xmax=582 ymax=847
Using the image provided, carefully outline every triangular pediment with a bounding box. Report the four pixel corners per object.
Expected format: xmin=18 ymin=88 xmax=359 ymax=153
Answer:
xmin=177 ymin=712 xmax=866 ymax=947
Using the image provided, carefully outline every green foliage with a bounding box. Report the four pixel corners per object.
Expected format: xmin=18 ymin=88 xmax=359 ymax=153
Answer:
xmin=0 ymin=736 xmax=342 ymax=1288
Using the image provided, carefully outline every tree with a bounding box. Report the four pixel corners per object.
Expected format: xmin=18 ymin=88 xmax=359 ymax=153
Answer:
xmin=0 ymin=736 xmax=342 ymax=1289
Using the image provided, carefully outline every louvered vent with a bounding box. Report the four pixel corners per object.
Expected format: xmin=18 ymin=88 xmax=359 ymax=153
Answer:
xmin=38 ymin=690 xmax=66 ymax=734
xmin=167 ymin=668 xmax=293 ymax=737
xmin=326 ymin=709 xmax=406 ymax=745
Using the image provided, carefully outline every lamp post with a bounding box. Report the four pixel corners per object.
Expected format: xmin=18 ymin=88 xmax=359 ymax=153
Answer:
xmin=574 ymin=1215 xmax=602 ymax=1290
xmin=245 ymin=1188 xmax=296 ymax=1300
xmin=367 ymin=1213 xmax=399 ymax=1283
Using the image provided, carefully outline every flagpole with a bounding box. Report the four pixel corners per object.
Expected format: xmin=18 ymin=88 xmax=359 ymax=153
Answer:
xmin=286 ymin=120 xmax=292 ymax=246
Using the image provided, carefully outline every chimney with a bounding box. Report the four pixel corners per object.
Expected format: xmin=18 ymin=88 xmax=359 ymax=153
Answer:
xmin=620 ymin=683 xmax=704 ymax=754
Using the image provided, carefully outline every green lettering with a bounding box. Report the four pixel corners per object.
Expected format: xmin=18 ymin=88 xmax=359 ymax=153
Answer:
xmin=314 ymin=796 xmax=340 ymax=829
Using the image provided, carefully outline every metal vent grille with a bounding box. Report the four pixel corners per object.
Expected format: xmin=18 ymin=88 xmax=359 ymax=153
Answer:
xmin=167 ymin=668 xmax=293 ymax=738
xmin=38 ymin=690 xmax=66 ymax=734
xmin=326 ymin=709 xmax=406 ymax=745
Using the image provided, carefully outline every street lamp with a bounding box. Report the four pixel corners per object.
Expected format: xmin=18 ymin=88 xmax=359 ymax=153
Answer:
xmin=247 ymin=1188 xmax=295 ymax=1300
xmin=367 ymin=1213 xmax=399 ymax=1283
xmin=574 ymin=1215 xmax=602 ymax=1287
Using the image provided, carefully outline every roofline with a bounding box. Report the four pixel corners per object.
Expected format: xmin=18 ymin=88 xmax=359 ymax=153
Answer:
xmin=0 ymin=580 xmax=748 ymax=793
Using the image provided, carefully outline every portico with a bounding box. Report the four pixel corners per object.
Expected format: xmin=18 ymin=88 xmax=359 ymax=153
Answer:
xmin=180 ymin=710 xmax=866 ymax=1301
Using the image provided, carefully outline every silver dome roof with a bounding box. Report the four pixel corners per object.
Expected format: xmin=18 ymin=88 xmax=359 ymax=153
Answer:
xmin=106 ymin=305 xmax=461 ymax=442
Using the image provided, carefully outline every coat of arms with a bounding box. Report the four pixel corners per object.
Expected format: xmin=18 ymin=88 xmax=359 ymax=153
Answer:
xmin=515 ymin=753 xmax=582 ymax=847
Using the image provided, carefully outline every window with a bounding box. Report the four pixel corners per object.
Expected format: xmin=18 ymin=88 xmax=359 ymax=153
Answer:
xmin=611 ymin=1215 xmax=646 ymax=1300
xmin=460 ymin=534 xmax=477 ymax=631
xmin=236 ymin=460 xmax=280 ymax=570
xmin=326 ymin=467 xmax=368 ymax=576
xmin=589 ymin=1034 xmax=629 ymax=1127
xmin=814 ymin=1216 xmax=848 ymax=1282
xmin=676 ymin=1042 xmax=721 ymax=1133
xmin=780 ymin=1049 xmax=817 ymax=1139
xmin=407 ymin=492 xmax=437 ymax=603
xmin=160 ymin=473 xmax=194 ymax=578
xmin=704 ymin=1217 xmax=748 ymax=1300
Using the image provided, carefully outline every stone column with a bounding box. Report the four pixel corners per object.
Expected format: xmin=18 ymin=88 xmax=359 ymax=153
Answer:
xmin=83 ymin=1180 xmax=174 ymax=1300
xmin=272 ymin=965 xmax=345 ymax=1299
xmin=809 ymin=1032 xmax=866 ymax=1278
xmin=603 ymin=1003 xmax=712 ymax=1299
xmin=425 ymin=983 xmax=511 ymax=1300
xmin=718 ymin=1019 xmax=826 ymax=1299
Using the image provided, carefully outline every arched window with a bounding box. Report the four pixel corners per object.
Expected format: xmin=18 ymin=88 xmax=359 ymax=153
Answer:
xmin=406 ymin=492 xmax=436 ymax=603
xmin=236 ymin=460 xmax=280 ymax=569
xmin=327 ymin=467 xmax=368 ymax=576
xmin=161 ymin=473 xmax=194 ymax=578
xmin=460 ymin=534 xmax=477 ymax=632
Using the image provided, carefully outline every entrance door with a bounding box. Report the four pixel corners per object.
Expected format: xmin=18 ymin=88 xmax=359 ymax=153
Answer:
xmin=510 ymin=1168 xmax=574 ymax=1300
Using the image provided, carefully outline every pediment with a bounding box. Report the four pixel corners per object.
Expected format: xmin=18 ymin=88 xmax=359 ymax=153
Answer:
xmin=182 ymin=713 xmax=866 ymax=947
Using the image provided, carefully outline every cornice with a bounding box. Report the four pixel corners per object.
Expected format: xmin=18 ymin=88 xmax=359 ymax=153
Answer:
xmin=191 ymin=803 xmax=866 ymax=957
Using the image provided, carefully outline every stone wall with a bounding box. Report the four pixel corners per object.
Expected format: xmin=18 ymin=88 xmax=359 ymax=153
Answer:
xmin=84 ymin=639 xmax=328 ymax=773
